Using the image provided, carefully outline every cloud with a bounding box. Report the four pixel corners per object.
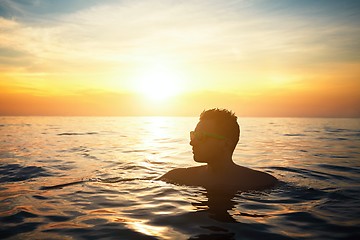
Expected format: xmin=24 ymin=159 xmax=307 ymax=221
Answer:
xmin=0 ymin=0 xmax=359 ymax=118
xmin=0 ymin=0 xmax=121 ymax=24
xmin=1 ymin=0 xmax=358 ymax=68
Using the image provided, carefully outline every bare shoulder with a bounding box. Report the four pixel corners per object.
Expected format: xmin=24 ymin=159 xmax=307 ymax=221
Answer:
xmin=254 ymin=169 xmax=277 ymax=185
xmin=159 ymin=166 xmax=205 ymax=184
xmin=159 ymin=168 xmax=186 ymax=180
xmin=235 ymin=165 xmax=277 ymax=189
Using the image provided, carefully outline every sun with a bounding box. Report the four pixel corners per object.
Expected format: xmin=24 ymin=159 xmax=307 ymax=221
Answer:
xmin=132 ymin=62 xmax=183 ymax=101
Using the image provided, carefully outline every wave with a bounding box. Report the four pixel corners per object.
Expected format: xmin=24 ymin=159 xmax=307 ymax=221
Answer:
xmin=0 ymin=164 xmax=53 ymax=183
xmin=39 ymin=176 xmax=155 ymax=190
xmin=57 ymin=132 xmax=98 ymax=136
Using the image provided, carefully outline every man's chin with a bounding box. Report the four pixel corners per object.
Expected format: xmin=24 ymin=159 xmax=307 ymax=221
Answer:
xmin=193 ymin=155 xmax=207 ymax=163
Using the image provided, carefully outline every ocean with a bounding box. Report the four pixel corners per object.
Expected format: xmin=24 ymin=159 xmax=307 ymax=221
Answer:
xmin=0 ymin=117 xmax=359 ymax=239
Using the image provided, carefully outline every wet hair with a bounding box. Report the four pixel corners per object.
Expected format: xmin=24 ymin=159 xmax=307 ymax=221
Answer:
xmin=199 ymin=108 xmax=240 ymax=151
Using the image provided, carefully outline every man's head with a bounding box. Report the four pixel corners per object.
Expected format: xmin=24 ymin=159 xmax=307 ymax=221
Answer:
xmin=190 ymin=108 xmax=240 ymax=164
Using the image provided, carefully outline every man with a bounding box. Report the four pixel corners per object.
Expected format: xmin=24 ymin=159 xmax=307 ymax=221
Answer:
xmin=160 ymin=108 xmax=277 ymax=191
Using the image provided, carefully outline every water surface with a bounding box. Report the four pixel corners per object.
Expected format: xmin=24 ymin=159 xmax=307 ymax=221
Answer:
xmin=0 ymin=117 xmax=359 ymax=239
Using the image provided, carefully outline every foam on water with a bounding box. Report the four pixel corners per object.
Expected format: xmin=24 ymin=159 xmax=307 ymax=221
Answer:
xmin=0 ymin=117 xmax=359 ymax=239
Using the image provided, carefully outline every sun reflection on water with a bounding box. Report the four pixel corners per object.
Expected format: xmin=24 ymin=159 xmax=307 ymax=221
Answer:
xmin=138 ymin=117 xmax=175 ymax=163
xmin=129 ymin=221 xmax=172 ymax=239
xmin=142 ymin=117 xmax=173 ymax=140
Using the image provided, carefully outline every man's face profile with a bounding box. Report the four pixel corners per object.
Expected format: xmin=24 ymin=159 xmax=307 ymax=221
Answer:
xmin=190 ymin=120 xmax=226 ymax=164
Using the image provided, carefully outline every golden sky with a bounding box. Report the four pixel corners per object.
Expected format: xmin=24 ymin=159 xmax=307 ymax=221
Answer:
xmin=0 ymin=0 xmax=359 ymax=117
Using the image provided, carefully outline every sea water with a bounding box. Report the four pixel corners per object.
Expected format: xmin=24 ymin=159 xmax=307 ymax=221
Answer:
xmin=0 ymin=117 xmax=359 ymax=239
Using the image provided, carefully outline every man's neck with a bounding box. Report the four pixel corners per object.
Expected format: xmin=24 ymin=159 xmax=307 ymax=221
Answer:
xmin=206 ymin=158 xmax=236 ymax=175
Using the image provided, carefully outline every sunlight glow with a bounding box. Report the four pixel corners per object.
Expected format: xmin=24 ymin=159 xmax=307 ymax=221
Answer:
xmin=132 ymin=62 xmax=184 ymax=101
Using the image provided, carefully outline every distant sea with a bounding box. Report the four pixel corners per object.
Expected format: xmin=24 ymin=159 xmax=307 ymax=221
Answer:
xmin=0 ymin=117 xmax=359 ymax=239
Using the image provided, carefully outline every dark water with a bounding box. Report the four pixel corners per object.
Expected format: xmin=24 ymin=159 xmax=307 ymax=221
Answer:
xmin=0 ymin=117 xmax=359 ymax=239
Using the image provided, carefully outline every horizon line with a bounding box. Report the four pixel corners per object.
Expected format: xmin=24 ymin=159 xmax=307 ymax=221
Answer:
xmin=1 ymin=114 xmax=359 ymax=119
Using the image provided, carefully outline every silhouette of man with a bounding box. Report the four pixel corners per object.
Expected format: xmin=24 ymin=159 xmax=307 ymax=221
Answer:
xmin=160 ymin=108 xmax=277 ymax=191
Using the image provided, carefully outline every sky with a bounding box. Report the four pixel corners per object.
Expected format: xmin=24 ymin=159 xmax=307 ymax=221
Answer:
xmin=0 ymin=0 xmax=359 ymax=117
